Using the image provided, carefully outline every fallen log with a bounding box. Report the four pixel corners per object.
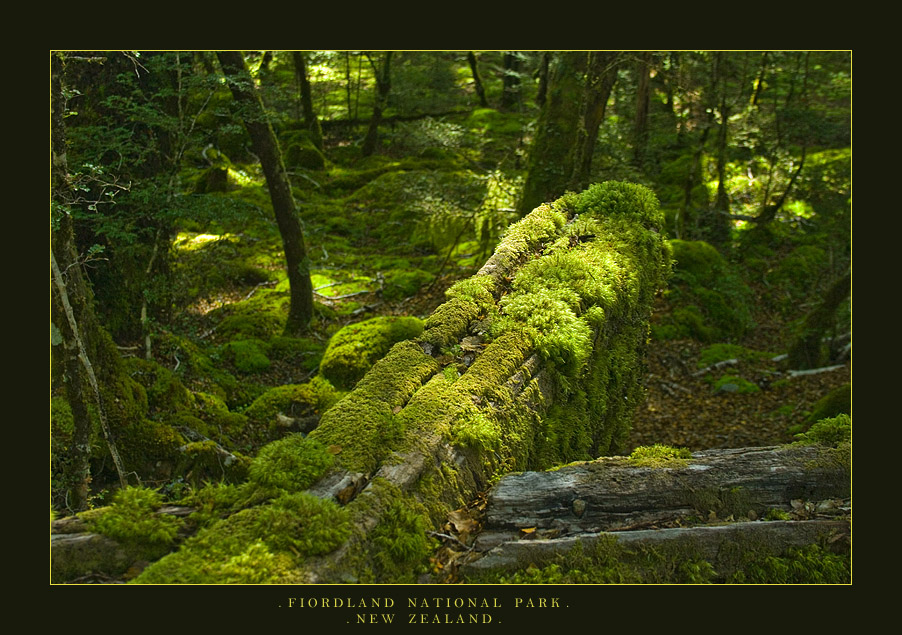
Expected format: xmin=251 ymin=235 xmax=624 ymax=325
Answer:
xmin=479 ymin=445 xmax=850 ymax=536
xmin=132 ymin=182 xmax=671 ymax=584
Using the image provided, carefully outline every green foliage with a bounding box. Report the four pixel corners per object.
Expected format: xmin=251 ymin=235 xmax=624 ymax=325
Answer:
xmin=765 ymin=508 xmax=792 ymax=521
xmin=87 ymin=486 xmax=183 ymax=558
xmin=382 ymin=268 xmax=433 ymax=301
xmin=247 ymin=435 xmax=334 ymax=494
xmin=793 ymin=414 xmax=851 ymax=448
xmin=320 ymin=316 xmax=424 ymax=390
xmin=629 ymin=444 xmax=692 ymax=468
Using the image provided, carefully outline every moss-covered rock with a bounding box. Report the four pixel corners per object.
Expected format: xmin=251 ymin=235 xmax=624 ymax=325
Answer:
xmin=86 ymin=486 xmax=183 ymax=561
xmin=320 ymin=316 xmax=425 ymax=390
xmin=807 ymin=383 xmax=851 ymax=423
xmin=247 ymin=435 xmax=335 ymax=494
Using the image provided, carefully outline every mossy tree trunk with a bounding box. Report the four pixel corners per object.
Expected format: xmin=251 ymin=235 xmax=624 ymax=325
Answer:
xmin=787 ymin=269 xmax=851 ymax=369
xmin=570 ymin=51 xmax=620 ymax=191
xmin=292 ymin=51 xmax=324 ymax=151
xmin=361 ymin=51 xmax=392 ymax=157
xmin=466 ymin=51 xmax=489 ymax=108
xmin=51 ymin=53 xmax=131 ymax=505
xmin=517 ymin=52 xmax=588 ymax=216
xmin=217 ymin=51 xmax=314 ymax=335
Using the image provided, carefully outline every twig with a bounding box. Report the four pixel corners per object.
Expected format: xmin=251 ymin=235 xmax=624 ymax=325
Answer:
xmin=427 ymin=531 xmax=474 ymax=551
xmin=787 ymin=365 xmax=846 ymax=378
xmin=315 ymin=289 xmax=370 ymax=300
xmin=314 ymin=278 xmax=367 ymax=291
xmin=243 ymin=280 xmax=277 ymax=301
xmin=692 ymin=358 xmax=739 ymax=377
xmin=173 ymin=353 xmax=181 ymax=373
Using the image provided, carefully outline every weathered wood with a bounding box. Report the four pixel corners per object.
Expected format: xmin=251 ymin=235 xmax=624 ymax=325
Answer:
xmin=479 ymin=445 xmax=850 ymax=536
xmin=464 ymin=519 xmax=850 ymax=576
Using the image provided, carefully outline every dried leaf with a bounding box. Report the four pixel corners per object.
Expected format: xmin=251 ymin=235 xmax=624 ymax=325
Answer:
xmin=392 ymin=405 xmax=402 ymax=414
xmin=327 ymin=445 xmax=342 ymax=455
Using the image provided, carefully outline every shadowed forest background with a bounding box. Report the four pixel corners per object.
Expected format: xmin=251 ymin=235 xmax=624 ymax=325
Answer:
xmin=50 ymin=50 xmax=851 ymax=584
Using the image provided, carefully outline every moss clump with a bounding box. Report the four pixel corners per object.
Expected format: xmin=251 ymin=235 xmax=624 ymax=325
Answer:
xmin=793 ymin=414 xmax=851 ymax=448
xmin=135 ymin=491 xmax=350 ymax=584
xmin=221 ymin=339 xmax=271 ymax=373
xmin=124 ymin=358 xmax=194 ymax=414
xmin=182 ymin=391 xmax=248 ymax=443
xmin=656 ymin=239 xmax=755 ymax=342
xmin=216 ymin=305 xmax=284 ymax=340
xmin=765 ymin=508 xmax=792 ymax=521
xmin=87 ymin=486 xmax=183 ymax=559
xmin=177 ymin=440 xmax=250 ymax=486
xmin=713 ymin=374 xmax=760 ymax=394
xmin=383 ymin=269 xmax=433 ymax=301
xmin=629 ymin=444 xmax=692 ymax=468
xmin=320 ymin=316 xmax=425 ymax=390
xmin=697 ymin=343 xmax=775 ymax=368
xmin=118 ymin=419 xmax=186 ymax=476
xmin=369 ymin=498 xmax=434 ymax=583
xmin=312 ymin=340 xmax=440 ymax=473
xmin=727 ymin=544 xmax=850 ymax=584
xmin=807 ymin=384 xmax=851 ymax=423
xmin=247 ymin=435 xmax=334 ymax=494
xmin=244 ymin=376 xmax=343 ymax=430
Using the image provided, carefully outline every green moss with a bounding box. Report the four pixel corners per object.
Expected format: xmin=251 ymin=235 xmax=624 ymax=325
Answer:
xmin=765 ymin=508 xmax=792 ymax=521
xmin=807 ymin=384 xmax=851 ymax=423
xmin=688 ymin=486 xmax=754 ymax=519
xmin=697 ymin=343 xmax=775 ymax=368
xmin=51 ymin=397 xmax=75 ymax=436
xmin=244 ymin=376 xmax=343 ymax=429
xmin=217 ymin=305 xmax=284 ymax=340
xmin=185 ymin=392 xmax=248 ymax=442
xmin=118 ymin=419 xmax=186 ymax=475
xmin=793 ymin=414 xmax=851 ymax=448
xmin=727 ymin=544 xmax=850 ymax=584
xmin=629 ymin=444 xmax=692 ymax=468
xmin=87 ymin=486 xmax=183 ymax=560
xmin=312 ymin=341 xmax=440 ymax=473
xmin=222 ymin=338 xmax=271 ymax=373
xmin=713 ymin=374 xmax=760 ymax=394
xmin=383 ymin=269 xmax=434 ymax=301
xmin=320 ymin=316 xmax=425 ymax=390
xmin=368 ymin=497 xmax=434 ymax=583
xmin=177 ymin=440 xmax=250 ymax=486
xmin=247 ymin=435 xmax=334 ymax=494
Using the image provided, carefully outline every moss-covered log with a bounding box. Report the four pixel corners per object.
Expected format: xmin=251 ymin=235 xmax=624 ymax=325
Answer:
xmin=135 ymin=182 xmax=670 ymax=583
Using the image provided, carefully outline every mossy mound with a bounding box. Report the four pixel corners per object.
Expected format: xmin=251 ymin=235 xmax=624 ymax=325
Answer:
xmin=244 ymin=376 xmax=343 ymax=431
xmin=221 ymin=339 xmax=271 ymax=374
xmin=319 ymin=316 xmax=425 ymax=390
xmin=86 ymin=486 xmax=183 ymax=561
xmin=807 ymin=383 xmax=851 ymax=423
xmin=652 ymin=239 xmax=754 ymax=342
xmin=124 ymin=358 xmax=194 ymax=414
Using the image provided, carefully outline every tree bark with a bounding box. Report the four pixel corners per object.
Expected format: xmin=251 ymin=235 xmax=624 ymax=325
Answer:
xmin=216 ymin=51 xmax=314 ymax=334
xmin=632 ymin=52 xmax=652 ymax=168
xmin=570 ymin=51 xmax=620 ymax=191
xmin=466 ymin=52 xmax=489 ymax=108
xmin=292 ymin=51 xmax=323 ymax=151
xmin=535 ymin=52 xmax=550 ymax=107
xmin=361 ymin=51 xmax=392 ymax=157
xmin=787 ymin=269 xmax=851 ymax=369
xmin=478 ymin=445 xmax=850 ymax=535
xmin=517 ymin=52 xmax=588 ymax=215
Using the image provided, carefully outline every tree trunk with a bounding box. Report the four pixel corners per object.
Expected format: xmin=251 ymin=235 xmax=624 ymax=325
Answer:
xmin=292 ymin=51 xmax=323 ymax=151
xmin=535 ymin=52 xmax=550 ymax=107
xmin=216 ymin=51 xmax=314 ymax=334
xmin=517 ymin=52 xmax=588 ymax=215
xmin=632 ymin=52 xmax=652 ymax=167
xmin=361 ymin=51 xmax=392 ymax=157
xmin=51 ymin=53 xmax=130 ymax=499
xmin=570 ymin=51 xmax=620 ymax=191
xmin=500 ymin=52 xmax=521 ymax=111
xmin=703 ymin=94 xmax=732 ymax=244
xmin=787 ymin=269 xmax=851 ymax=369
xmin=466 ymin=51 xmax=488 ymax=108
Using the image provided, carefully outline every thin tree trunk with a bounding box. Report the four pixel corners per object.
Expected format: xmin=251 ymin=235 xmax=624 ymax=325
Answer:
xmin=535 ymin=52 xmax=550 ymax=107
xmin=467 ymin=51 xmax=489 ymax=108
xmin=217 ymin=51 xmax=314 ymax=334
xmin=707 ymin=95 xmax=732 ymax=244
xmin=500 ymin=51 xmax=521 ymax=111
xmin=633 ymin=52 xmax=652 ymax=167
xmin=362 ymin=51 xmax=392 ymax=157
xmin=292 ymin=51 xmax=323 ymax=151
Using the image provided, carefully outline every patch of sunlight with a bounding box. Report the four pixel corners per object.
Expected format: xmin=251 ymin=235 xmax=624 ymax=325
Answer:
xmin=174 ymin=232 xmax=232 ymax=251
xmin=310 ymin=271 xmax=373 ymax=298
xmin=785 ymin=200 xmax=815 ymax=219
xmin=228 ymin=167 xmax=257 ymax=187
